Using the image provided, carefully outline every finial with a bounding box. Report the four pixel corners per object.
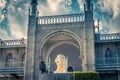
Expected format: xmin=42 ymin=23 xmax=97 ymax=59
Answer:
xmin=98 ymin=20 xmax=99 ymax=27
xmin=98 ymin=20 xmax=100 ymax=33
xmin=29 ymin=7 xmax=31 ymax=15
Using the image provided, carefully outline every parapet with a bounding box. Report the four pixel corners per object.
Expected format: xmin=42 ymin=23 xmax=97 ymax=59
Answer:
xmin=0 ymin=38 xmax=26 ymax=48
xmin=37 ymin=13 xmax=85 ymax=25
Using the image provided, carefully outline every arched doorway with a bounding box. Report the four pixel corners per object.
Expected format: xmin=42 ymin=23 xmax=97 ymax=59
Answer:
xmin=40 ymin=30 xmax=83 ymax=73
xmin=48 ymin=43 xmax=82 ymax=72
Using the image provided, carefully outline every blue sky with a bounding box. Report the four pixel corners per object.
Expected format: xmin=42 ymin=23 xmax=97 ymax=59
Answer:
xmin=0 ymin=0 xmax=120 ymax=39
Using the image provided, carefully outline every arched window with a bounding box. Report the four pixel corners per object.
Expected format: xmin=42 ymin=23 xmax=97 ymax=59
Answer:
xmin=117 ymin=50 xmax=120 ymax=64
xmin=105 ymin=48 xmax=113 ymax=64
xmin=21 ymin=53 xmax=25 ymax=66
xmin=6 ymin=54 xmax=13 ymax=67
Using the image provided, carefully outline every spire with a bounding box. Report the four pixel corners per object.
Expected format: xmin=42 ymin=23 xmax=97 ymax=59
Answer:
xmin=31 ymin=0 xmax=38 ymax=16
xmin=85 ymin=0 xmax=92 ymax=11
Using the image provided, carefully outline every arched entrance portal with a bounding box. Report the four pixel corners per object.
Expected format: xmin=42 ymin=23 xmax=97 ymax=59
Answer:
xmin=49 ymin=43 xmax=82 ymax=72
xmin=40 ymin=31 xmax=83 ymax=73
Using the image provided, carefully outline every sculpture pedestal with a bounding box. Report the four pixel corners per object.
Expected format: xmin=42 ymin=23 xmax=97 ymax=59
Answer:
xmin=42 ymin=73 xmax=71 ymax=80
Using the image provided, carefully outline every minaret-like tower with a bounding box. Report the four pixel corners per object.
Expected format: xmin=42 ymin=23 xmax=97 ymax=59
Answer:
xmin=24 ymin=0 xmax=38 ymax=80
xmin=84 ymin=0 xmax=95 ymax=71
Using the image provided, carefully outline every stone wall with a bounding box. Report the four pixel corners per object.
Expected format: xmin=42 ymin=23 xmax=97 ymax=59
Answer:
xmin=0 ymin=76 xmax=23 ymax=80
xmin=0 ymin=47 xmax=26 ymax=68
xmin=95 ymin=42 xmax=120 ymax=65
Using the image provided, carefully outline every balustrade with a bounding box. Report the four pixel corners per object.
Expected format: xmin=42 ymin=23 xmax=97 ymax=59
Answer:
xmin=95 ymin=33 xmax=120 ymax=41
xmin=0 ymin=39 xmax=26 ymax=48
xmin=37 ymin=13 xmax=84 ymax=25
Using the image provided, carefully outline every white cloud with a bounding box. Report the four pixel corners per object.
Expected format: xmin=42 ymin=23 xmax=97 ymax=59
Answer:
xmin=0 ymin=29 xmax=12 ymax=40
xmin=94 ymin=0 xmax=120 ymax=33
xmin=8 ymin=14 xmax=27 ymax=39
xmin=38 ymin=0 xmax=70 ymax=16
xmin=97 ymin=0 xmax=120 ymax=18
xmin=0 ymin=0 xmax=74 ymax=40
xmin=0 ymin=0 xmax=6 ymax=9
xmin=78 ymin=0 xmax=84 ymax=10
xmin=6 ymin=0 xmax=29 ymax=39
xmin=0 ymin=13 xmax=4 ymax=22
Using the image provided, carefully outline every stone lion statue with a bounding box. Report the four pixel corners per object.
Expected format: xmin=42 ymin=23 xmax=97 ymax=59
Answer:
xmin=54 ymin=54 xmax=67 ymax=73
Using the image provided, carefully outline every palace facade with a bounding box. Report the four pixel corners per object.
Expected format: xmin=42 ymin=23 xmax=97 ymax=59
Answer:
xmin=0 ymin=0 xmax=120 ymax=80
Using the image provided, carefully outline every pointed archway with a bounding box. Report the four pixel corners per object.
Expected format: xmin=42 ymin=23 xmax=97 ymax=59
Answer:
xmin=40 ymin=30 xmax=84 ymax=72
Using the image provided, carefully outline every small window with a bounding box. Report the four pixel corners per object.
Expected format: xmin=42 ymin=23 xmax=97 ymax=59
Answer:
xmin=21 ymin=53 xmax=25 ymax=66
xmin=6 ymin=54 xmax=13 ymax=67
xmin=105 ymin=48 xmax=113 ymax=64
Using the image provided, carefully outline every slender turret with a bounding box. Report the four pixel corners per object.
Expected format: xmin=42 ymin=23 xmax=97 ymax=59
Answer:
xmin=83 ymin=0 xmax=95 ymax=71
xmin=24 ymin=0 xmax=38 ymax=80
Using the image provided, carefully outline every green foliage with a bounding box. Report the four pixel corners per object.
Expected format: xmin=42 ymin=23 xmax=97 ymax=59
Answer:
xmin=71 ymin=72 xmax=100 ymax=80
